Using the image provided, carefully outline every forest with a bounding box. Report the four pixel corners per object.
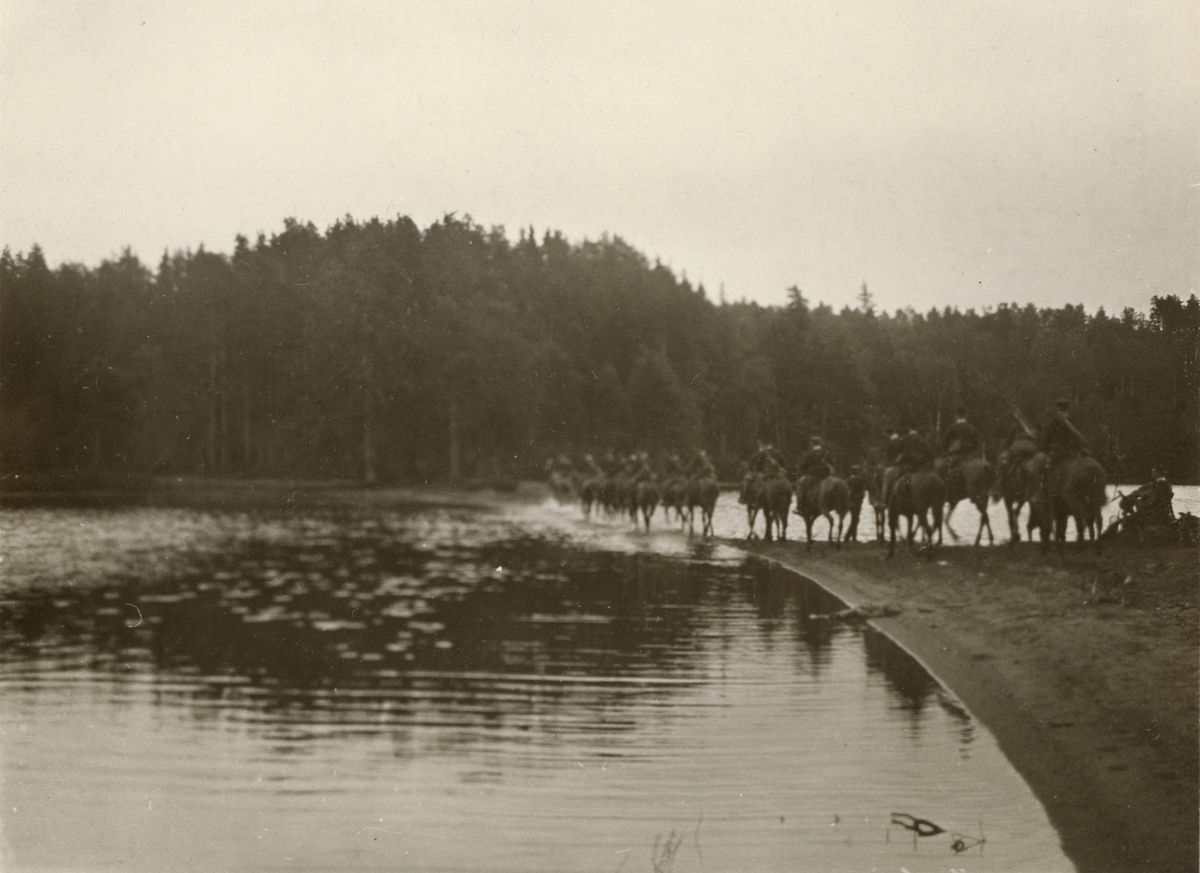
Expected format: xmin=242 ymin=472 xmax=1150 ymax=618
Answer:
xmin=2 ymin=214 xmax=1197 ymax=486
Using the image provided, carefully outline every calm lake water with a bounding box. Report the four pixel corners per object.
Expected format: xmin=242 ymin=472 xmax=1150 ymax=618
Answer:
xmin=0 ymin=498 xmax=1076 ymax=872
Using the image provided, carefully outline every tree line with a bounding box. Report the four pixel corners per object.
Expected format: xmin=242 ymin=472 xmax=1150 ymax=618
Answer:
xmin=2 ymin=214 xmax=1196 ymax=486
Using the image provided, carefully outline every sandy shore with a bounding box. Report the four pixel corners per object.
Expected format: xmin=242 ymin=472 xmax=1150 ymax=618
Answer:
xmin=739 ymin=536 xmax=1198 ymax=873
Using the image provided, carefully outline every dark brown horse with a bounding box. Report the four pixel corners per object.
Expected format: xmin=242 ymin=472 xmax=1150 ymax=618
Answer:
xmin=1051 ymin=455 xmax=1107 ymax=551
xmin=794 ymin=474 xmax=851 ymax=549
xmin=887 ymin=469 xmax=946 ymax=558
xmin=1024 ymin=453 xmax=1106 ymax=551
xmin=844 ymin=468 xmax=866 ymax=543
xmin=579 ymin=476 xmax=604 ymax=520
xmin=661 ymin=476 xmax=688 ymax=527
xmin=633 ymin=479 xmax=660 ymax=532
xmin=687 ymin=476 xmax=721 ymax=538
xmin=995 ymin=455 xmax=1032 ymax=543
xmin=759 ymin=474 xmax=794 ymax=541
xmin=866 ymin=464 xmax=900 ymax=543
xmin=741 ymin=472 xmax=792 ymax=541
xmin=1021 ymin=453 xmax=1055 ymax=547
xmin=938 ymin=457 xmax=997 ymax=546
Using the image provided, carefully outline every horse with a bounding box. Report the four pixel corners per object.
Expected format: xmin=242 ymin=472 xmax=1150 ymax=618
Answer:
xmin=579 ymin=476 xmax=604 ymax=520
xmin=995 ymin=451 xmax=1035 ymax=543
xmin=633 ymin=479 xmax=660 ymax=532
xmin=886 ymin=469 xmax=946 ymax=558
xmin=740 ymin=473 xmax=764 ymax=539
xmin=760 ymin=474 xmax=793 ymax=541
xmin=844 ymin=468 xmax=866 ymax=543
xmin=741 ymin=472 xmax=791 ymax=541
xmin=938 ymin=457 xmax=997 ymax=546
xmin=1022 ymin=453 xmax=1056 ymax=548
xmin=661 ymin=476 xmax=688 ymax=527
xmin=794 ymin=474 xmax=850 ymax=549
xmin=1051 ymin=455 xmax=1107 ymax=551
xmin=866 ymin=464 xmax=900 ymax=543
xmin=548 ymin=469 xmax=576 ymax=504
xmin=687 ymin=476 xmax=721 ymax=538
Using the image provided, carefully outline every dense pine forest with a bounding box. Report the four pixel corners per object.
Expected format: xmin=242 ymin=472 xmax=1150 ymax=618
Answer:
xmin=2 ymin=214 xmax=1197 ymax=486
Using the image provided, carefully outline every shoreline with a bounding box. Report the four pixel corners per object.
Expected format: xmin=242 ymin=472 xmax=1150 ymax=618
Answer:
xmin=738 ymin=539 xmax=1198 ymax=873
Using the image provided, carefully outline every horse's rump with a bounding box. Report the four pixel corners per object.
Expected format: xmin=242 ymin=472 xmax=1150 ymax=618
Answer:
xmin=794 ymin=475 xmax=821 ymax=517
xmin=762 ymin=475 xmax=793 ymax=515
xmin=818 ymin=476 xmax=851 ymax=515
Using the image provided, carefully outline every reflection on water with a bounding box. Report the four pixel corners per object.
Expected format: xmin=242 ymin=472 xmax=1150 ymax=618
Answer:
xmin=0 ymin=501 xmax=1073 ymax=872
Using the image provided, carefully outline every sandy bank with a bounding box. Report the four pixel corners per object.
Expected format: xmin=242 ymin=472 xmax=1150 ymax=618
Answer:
xmin=738 ymin=538 xmax=1198 ymax=873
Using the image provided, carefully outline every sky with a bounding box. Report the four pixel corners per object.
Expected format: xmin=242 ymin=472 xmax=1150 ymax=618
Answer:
xmin=1 ymin=0 xmax=1197 ymax=314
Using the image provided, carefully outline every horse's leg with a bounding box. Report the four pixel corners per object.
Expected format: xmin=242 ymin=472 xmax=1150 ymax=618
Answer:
xmin=944 ymin=500 xmax=960 ymax=541
xmin=1005 ymin=499 xmax=1020 ymax=543
xmin=836 ymin=513 xmax=845 ymax=549
xmin=922 ymin=514 xmax=937 ymax=558
xmin=985 ymin=501 xmax=996 ymax=545
xmin=1074 ymin=513 xmax=1088 ymax=549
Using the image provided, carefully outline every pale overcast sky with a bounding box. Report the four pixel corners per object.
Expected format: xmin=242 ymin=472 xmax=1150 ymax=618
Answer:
xmin=2 ymin=0 xmax=1196 ymax=313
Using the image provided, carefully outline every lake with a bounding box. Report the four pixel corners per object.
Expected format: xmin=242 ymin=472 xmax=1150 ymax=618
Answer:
xmin=0 ymin=498 xmax=1077 ymax=871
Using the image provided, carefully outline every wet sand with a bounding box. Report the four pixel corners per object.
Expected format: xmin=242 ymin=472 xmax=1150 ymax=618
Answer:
xmin=740 ymin=537 xmax=1198 ymax=873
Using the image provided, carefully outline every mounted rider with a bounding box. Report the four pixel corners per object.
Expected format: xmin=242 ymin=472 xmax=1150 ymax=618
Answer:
xmin=795 ymin=436 xmax=833 ymax=507
xmin=740 ymin=441 xmax=787 ymax=504
xmin=1039 ymin=398 xmax=1086 ymax=466
xmin=996 ymin=421 xmax=1038 ymax=484
xmin=748 ymin=441 xmax=788 ymax=476
xmin=942 ymin=408 xmax=981 ymax=469
xmin=884 ymin=430 xmax=903 ymax=467
xmin=797 ymin=436 xmax=833 ymax=480
xmin=662 ymin=452 xmax=686 ymax=480
xmin=626 ymin=451 xmax=655 ymax=484
xmin=688 ymin=448 xmax=718 ymax=480
xmin=898 ymin=428 xmax=934 ymax=473
xmin=879 ymin=430 xmax=904 ymax=504
xmin=582 ymin=453 xmax=605 ymax=479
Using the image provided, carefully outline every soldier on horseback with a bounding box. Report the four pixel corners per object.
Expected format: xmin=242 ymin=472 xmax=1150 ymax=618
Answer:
xmin=741 ymin=441 xmax=787 ymax=504
xmin=1039 ymin=398 xmax=1085 ymax=466
xmin=942 ymin=408 xmax=981 ymax=468
xmin=798 ymin=436 xmax=833 ymax=479
xmin=627 ymin=451 xmax=655 ymax=484
xmin=885 ymin=430 xmax=903 ymax=467
xmin=688 ymin=448 xmax=718 ymax=480
xmin=792 ymin=436 xmax=832 ymax=515
xmin=748 ymin=441 xmax=788 ymax=475
xmin=898 ymin=428 xmax=934 ymax=473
